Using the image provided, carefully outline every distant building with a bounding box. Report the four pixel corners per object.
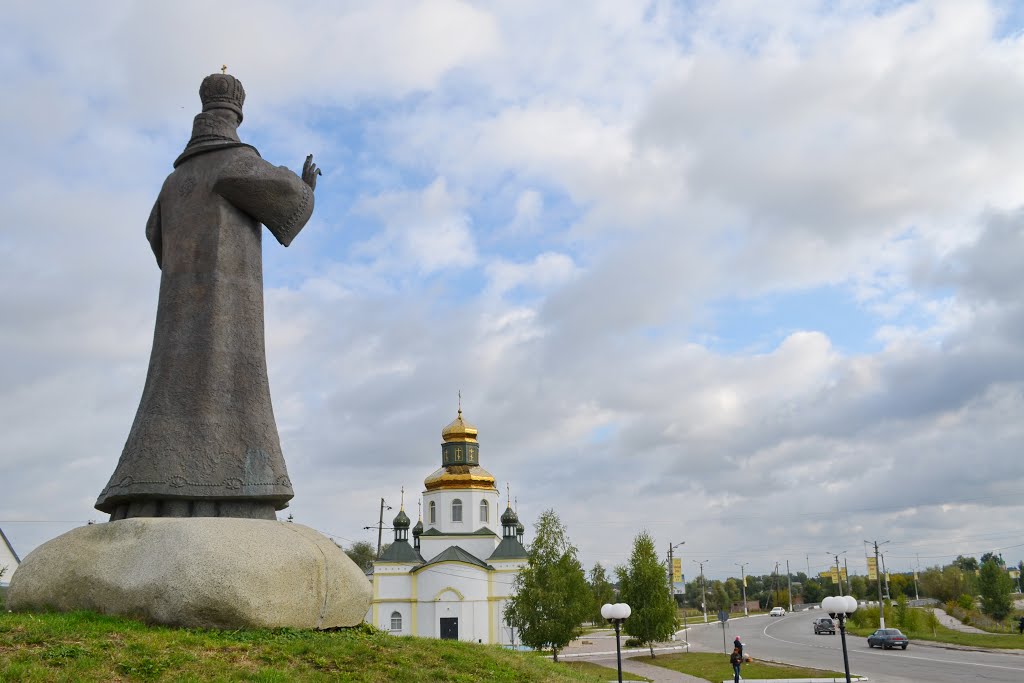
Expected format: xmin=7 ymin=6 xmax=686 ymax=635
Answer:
xmin=366 ymin=409 xmax=528 ymax=644
xmin=0 ymin=527 xmax=20 ymax=586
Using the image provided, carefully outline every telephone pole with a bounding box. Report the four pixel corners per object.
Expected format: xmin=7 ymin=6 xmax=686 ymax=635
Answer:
xmin=865 ymin=539 xmax=889 ymax=628
xmin=786 ymin=559 xmax=793 ymax=612
xmin=693 ymin=560 xmax=709 ymax=623
xmin=735 ymin=562 xmax=749 ymax=616
xmin=375 ymin=497 xmax=392 ymax=558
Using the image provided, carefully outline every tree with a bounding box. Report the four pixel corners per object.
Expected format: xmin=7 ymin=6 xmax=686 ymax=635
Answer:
xmin=588 ymin=563 xmax=616 ymax=624
xmin=978 ymin=558 xmax=1013 ymax=621
xmin=952 ymin=555 xmax=979 ymax=572
xmin=980 ymin=552 xmax=1005 ymax=567
xmin=802 ymin=579 xmax=824 ymax=604
xmin=504 ymin=510 xmax=590 ymax=661
xmin=616 ymin=532 xmax=678 ymax=657
xmin=343 ymin=540 xmax=388 ymax=572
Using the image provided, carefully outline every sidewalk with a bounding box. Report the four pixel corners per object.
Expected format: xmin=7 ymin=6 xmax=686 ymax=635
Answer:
xmin=930 ymin=607 xmax=987 ymax=634
xmin=559 ymin=629 xmax=705 ymax=682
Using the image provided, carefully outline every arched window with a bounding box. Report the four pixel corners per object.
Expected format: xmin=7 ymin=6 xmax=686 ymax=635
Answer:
xmin=428 ymin=501 xmax=436 ymax=524
xmin=390 ymin=611 xmax=402 ymax=631
xmin=480 ymin=499 xmax=489 ymax=523
xmin=452 ymin=498 xmax=463 ymax=522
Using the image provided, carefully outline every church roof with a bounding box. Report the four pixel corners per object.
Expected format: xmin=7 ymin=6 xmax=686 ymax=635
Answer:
xmin=442 ymin=409 xmax=478 ymax=443
xmin=413 ymin=545 xmax=493 ymax=573
xmin=488 ymin=536 xmax=528 ymax=561
xmin=419 ymin=526 xmax=498 ymax=538
xmin=376 ymin=540 xmax=423 ymax=564
xmin=423 ymin=465 xmax=497 ymax=492
xmin=0 ymin=527 xmax=19 ymax=564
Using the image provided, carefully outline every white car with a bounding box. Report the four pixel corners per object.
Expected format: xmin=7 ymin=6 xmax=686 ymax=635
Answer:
xmin=769 ymin=607 xmax=786 ymax=617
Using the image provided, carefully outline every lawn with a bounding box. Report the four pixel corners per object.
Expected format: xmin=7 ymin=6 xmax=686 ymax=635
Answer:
xmin=0 ymin=610 xmax=603 ymax=682
xmin=562 ymin=661 xmax=649 ymax=681
xmin=644 ymin=652 xmax=846 ymax=682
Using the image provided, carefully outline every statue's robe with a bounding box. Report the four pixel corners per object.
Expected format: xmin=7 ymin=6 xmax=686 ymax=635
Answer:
xmin=96 ymin=142 xmax=313 ymax=520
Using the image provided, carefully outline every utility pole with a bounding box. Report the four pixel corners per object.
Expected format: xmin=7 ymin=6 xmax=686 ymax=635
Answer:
xmin=866 ymin=539 xmax=889 ymax=628
xmin=914 ymin=554 xmax=920 ymax=601
xmin=827 ymin=551 xmax=847 ymax=595
xmin=735 ymin=562 xmax=749 ymax=617
xmin=786 ymin=560 xmax=793 ymax=612
xmin=773 ymin=562 xmax=780 ymax=608
xmin=881 ymin=552 xmax=890 ymax=600
xmin=806 ymin=554 xmax=811 ymax=580
xmin=843 ymin=557 xmax=849 ymax=597
xmin=693 ymin=560 xmax=709 ymax=623
xmin=668 ymin=541 xmax=685 ymax=600
xmin=376 ymin=497 xmax=392 ymax=558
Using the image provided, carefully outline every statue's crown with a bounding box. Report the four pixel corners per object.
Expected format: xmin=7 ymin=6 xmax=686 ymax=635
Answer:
xmin=199 ymin=73 xmax=246 ymax=121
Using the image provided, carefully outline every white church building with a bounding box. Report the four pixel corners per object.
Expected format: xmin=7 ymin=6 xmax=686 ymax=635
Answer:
xmin=366 ymin=409 xmax=528 ymax=644
xmin=0 ymin=527 xmax=20 ymax=586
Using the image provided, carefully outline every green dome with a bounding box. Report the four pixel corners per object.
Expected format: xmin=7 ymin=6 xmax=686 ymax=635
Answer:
xmin=412 ymin=519 xmax=423 ymax=536
xmin=393 ymin=509 xmax=411 ymax=529
xmin=515 ymin=520 xmax=525 ymax=534
xmin=501 ymin=506 xmax=518 ymax=525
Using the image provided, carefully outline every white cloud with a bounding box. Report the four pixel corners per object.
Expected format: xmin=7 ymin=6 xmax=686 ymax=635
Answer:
xmin=2 ymin=0 xmax=1023 ymax=582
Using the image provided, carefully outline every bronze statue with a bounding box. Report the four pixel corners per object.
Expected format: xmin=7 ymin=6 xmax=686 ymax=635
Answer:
xmin=96 ymin=72 xmax=320 ymax=520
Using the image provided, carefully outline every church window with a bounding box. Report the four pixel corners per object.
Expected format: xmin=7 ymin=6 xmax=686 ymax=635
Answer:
xmin=390 ymin=611 xmax=402 ymax=631
xmin=428 ymin=501 xmax=436 ymax=524
xmin=480 ymin=499 xmax=489 ymax=522
xmin=452 ymin=499 xmax=463 ymax=522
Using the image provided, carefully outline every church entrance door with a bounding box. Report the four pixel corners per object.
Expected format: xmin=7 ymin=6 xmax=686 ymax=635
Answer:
xmin=440 ymin=617 xmax=459 ymax=640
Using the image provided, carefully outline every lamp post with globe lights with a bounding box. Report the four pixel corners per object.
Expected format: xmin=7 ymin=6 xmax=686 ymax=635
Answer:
xmin=822 ymin=595 xmax=858 ymax=683
xmin=601 ymin=603 xmax=631 ymax=683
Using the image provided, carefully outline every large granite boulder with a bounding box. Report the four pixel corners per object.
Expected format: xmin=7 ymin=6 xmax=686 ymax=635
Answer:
xmin=7 ymin=518 xmax=371 ymax=629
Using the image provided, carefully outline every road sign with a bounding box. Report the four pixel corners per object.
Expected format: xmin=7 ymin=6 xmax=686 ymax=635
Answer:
xmin=718 ymin=609 xmax=729 ymax=623
xmin=672 ymin=558 xmax=682 ymax=584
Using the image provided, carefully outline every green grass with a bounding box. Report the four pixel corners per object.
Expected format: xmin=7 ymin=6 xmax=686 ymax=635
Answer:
xmin=562 ymin=661 xmax=650 ymax=681
xmin=847 ymin=622 xmax=1024 ymax=650
xmin=0 ymin=610 xmax=603 ymax=682
xmin=644 ymin=652 xmax=845 ymax=682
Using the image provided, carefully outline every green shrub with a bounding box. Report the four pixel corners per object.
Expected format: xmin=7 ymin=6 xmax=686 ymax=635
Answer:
xmin=958 ymin=594 xmax=975 ymax=611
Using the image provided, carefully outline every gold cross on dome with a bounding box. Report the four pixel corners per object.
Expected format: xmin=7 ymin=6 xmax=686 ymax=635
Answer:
xmin=221 ymin=64 xmax=227 ymax=74
xmin=400 ymin=486 xmax=405 ymax=510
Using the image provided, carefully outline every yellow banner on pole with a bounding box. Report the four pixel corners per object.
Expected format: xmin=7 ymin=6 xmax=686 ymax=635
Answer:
xmin=743 ymin=574 xmax=747 ymax=587
xmin=1010 ymin=569 xmax=1020 ymax=580
xmin=867 ymin=556 xmax=878 ymax=581
xmin=831 ymin=567 xmax=840 ymax=584
xmin=672 ymin=558 xmax=682 ymax=583
xmin=840 ymin=567 xmax=848 ymax=581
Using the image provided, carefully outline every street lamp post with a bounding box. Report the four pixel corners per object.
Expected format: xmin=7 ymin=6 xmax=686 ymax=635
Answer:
xmin=667 ymin=541 xmax=685 ymax=600
xmin=601 ymin=603 xmax=632 ymax=683
xmin=693 ymin=560 xmax=709 ymax=623
xmin=822 ymin=595 xmax=858 ymax=683
xmin=735 ymin=563 xmax=748 ymax=617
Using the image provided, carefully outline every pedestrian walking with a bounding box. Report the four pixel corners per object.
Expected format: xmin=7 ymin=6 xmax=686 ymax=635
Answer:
xmin=729 ymin=643 xmax=743 ymax=682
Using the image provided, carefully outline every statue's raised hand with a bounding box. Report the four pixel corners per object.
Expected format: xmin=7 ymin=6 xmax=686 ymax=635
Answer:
xmin=302 ymin=154 xmax=322 ymax=191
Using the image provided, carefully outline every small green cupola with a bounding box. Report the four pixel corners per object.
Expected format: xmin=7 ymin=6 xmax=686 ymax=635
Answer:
xmin=393 ymin=507 xmax=410 ymax=542
xmin=515 ymin=520 xmax=525 ymax=544
xmin=501 ymin=505 xmax=519 ymax=538
xmin=412 ymin=500 xmax=424 ymax=550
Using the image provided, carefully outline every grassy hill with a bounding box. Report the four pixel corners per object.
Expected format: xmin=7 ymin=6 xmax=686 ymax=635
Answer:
xmin=0 ymin=610 xmax=604 ymax=682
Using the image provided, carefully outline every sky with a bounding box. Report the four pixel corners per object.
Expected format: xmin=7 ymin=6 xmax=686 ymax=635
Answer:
xmin=2 ymin=0 xmax=1024 ymax=584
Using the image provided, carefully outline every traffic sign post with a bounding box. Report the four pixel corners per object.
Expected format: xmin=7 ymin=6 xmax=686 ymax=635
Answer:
xmin=718 ymin=610 xmax=729 ymax=652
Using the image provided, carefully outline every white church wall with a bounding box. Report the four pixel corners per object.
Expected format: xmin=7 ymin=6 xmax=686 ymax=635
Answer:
xmin=422 ymin=488 xmax=500 ymax=536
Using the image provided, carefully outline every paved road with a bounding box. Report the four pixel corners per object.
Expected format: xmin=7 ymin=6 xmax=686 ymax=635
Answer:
xmin=683 ymin=611 xmax=1024 ymax=683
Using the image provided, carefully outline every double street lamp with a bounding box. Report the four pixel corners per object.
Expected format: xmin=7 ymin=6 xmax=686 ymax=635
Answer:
xmin=822 ymin=595 xmax=858 ymax=683
xmin=601 ymin=603 xmax=632 ymax=683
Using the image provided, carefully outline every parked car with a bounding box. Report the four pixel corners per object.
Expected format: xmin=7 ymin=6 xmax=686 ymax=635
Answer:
xmin=813 ymin=617 xmax=835 ymax=635
xmin=867 ymin=628 xmax=909 ymax=650
xmin=769 ymin=607 xmax=786 ymax=617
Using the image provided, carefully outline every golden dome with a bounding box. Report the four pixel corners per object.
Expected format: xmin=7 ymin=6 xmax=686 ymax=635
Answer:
xmin=442 ymin=408 xmax=478 ymax=443
xmin=424 ymin=465 xmax=497 ymax=491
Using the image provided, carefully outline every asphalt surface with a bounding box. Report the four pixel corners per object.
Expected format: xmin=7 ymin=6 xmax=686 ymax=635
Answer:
xmin=683 ymin=611 xmax=1024 ymax=683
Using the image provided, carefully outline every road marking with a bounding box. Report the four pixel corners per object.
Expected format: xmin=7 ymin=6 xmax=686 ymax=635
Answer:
xmin=761 ymin=618 xmax=1024 ymax=674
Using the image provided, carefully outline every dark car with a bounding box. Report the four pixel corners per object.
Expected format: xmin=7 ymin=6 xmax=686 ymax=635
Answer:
xmin=813 ymin=617 xmax=835 ymax=635
xmin=867 ymin=628 xmax=909 ymax=650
